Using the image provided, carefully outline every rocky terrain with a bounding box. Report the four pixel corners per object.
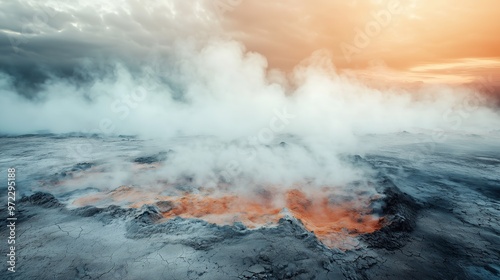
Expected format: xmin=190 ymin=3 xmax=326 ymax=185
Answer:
xmin=1 ymin=134 xmax=499 ymax=279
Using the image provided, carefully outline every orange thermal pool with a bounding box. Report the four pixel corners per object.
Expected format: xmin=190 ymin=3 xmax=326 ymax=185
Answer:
xmin=74 ymin=186 xmax=383 ymax=248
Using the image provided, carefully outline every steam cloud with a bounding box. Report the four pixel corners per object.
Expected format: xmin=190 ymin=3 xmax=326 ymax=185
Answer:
xmin=1 ymin=0 xmax=499 ymax=192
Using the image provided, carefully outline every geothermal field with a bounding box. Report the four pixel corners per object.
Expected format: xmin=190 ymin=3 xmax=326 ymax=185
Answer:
xmin=1 ymin=0 xmax=500 ymax=279
xmin=1 ymin=132 xmax=499 ymax=279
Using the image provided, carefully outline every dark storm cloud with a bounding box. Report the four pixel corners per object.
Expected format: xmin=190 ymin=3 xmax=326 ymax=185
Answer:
xmin=3 ymin=0 xmax=499 ymax=96
xmin=0 ymin=0 xmax=221 ymax=96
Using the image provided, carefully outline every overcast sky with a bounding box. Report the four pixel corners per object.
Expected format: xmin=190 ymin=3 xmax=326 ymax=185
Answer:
xmin=0 ymin=0 xmax=499 ymax=95
xmin=0 ymin=0 xmax=499 ymax=137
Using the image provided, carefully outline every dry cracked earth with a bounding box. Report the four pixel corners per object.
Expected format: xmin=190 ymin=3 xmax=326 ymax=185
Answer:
xmin=0 ymin=134 xmax=499 ymax=280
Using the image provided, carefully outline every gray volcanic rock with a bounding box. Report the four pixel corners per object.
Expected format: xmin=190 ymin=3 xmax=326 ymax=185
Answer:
xmin=1 ymin=135 xmax=499 ymax=280
xmin=3 ymin=173 xmax=494 ymax=280
xmin=361 ymin=178 xmax=420 ymax=250
xmin=133 ymin=150 xmax=172 ymax=164
xmin=19 ymin=192 xmax=64 ymax=208
xmin=5 ymin=193 xmax=345 ymax=280
xmin=0 ymin=187 xmax=494 ymax=280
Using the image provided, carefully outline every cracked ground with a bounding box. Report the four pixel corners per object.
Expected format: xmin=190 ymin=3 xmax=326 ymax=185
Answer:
xmin=0 ymin=134 xmax=499 ymax=280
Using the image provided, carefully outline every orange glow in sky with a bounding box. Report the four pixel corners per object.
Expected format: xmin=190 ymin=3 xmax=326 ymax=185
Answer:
xmin=223 ymin=0 xmax=500 ymax=88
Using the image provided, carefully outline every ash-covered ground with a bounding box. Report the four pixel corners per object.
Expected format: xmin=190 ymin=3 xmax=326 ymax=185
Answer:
xmin=0 ymin=132 xmax=499 ymax=280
